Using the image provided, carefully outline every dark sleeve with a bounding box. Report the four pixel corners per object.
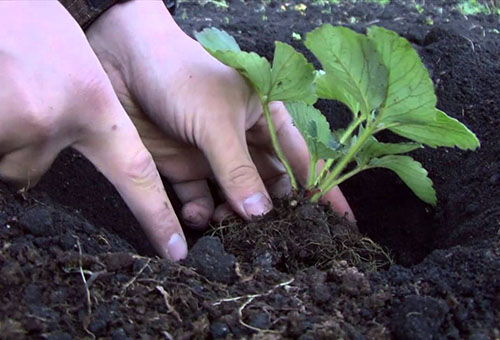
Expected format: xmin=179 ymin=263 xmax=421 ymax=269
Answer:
xmin=59 ymin=0 xmax=177 ymax=30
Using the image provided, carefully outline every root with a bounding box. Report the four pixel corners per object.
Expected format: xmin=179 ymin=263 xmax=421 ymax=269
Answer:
xmin=75 ymin=238 xmax=92 ymax=315
xmin=120 ymin=258 xmax=151 ymax=295
xmin=156 ymin=286 xmax=182 ymax=323
xmin=213 ymin=278 xmax=294 ymax=333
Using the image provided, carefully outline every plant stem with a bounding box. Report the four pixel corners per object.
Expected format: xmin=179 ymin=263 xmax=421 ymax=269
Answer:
xmin=311 ymin=123 xmax=376 ymax=202
xmin=306 ymin=154 xmax=318 ymax=188
xmin=262 ymin=99 xmax=298 ymax=190
xmin=314 ymin=115 xmax=364 ymax=187
xmin=316 ymin=166 xmax=365 ymax=198
xmin=315 ymin=159 xmax=333 ymax=186
xmin=340 ymin=116 xmax=364 ymax=144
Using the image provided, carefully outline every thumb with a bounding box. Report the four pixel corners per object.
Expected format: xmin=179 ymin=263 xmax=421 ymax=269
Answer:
xmin=75 ymin=114 xmax=187 ymax=261
xmin=201 ymin=122 xmax=272 ymax=219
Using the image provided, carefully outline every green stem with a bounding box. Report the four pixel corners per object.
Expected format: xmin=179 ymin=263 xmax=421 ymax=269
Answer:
xmin=306 ymin=154 xmax=318 ymax=188
xmin=317 ymin=166 xmax=365 ymax=197
xmin=311 ymin=123 xmax=376 ymax=202
xmin=314 ymin=115 xmax=364 ymax=187
xmin=340 ymin=116 xmax=364 ymax=144
xmin=315 ymin=158 xmax=334 ymax=186
xmin=262 ymin=99 xmax=297 ymax=190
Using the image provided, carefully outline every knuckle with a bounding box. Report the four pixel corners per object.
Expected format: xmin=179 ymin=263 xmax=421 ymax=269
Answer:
xmin=227 ymin=163 xmax=260 ymax=187
xmin=150 ymin=203 xmax=177 ymax=231
xmin=24 ymin=109 xmax=57 ymax=140
xmin=13 ymin=96 xmax=57 ymax=141
xmin=2 ymin=78 xmax=57 ymax=140
xmin=75 ymin=74 xmax=115 ymax=113
xmin=123 ymin=149 xmax=160 ymax=187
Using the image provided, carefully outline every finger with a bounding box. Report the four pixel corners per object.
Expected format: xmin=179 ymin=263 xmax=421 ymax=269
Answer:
xmin=269 ymin=102 xmax=355 ymax=221
xmin=212 ymin=202 xmax=237 ymax=223
xmin=74 ymin=112 xmax=188 ymax=261
xmin=0 ymin=145 xmax=59 ymax=188
xmin=248 ymin=148 xmax=291 ymax=198
xmin=201 ymin=121 xmax=272 ymax=220
xmin=320 ymin=184 xmax=355 ymax=221
xmin=172 ymin=179 xmax=214 ymax=230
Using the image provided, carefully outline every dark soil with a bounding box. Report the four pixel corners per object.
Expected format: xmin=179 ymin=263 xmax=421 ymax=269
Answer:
xmin=1 ymin=0 xmax=500 ymax=339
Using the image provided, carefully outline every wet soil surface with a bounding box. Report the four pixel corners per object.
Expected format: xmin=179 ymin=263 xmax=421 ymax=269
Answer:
xmin=1 ymin=0 xmax=500 ymax=339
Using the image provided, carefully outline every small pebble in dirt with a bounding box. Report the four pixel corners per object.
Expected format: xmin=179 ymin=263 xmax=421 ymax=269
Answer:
xmin=0 ymin=211 xmax=8 ymax=226
xmin=184 ymin=236 xmax=237 ymax=284
xmin=103 ymin=252 xmax=135 ymax=271
xmin=210 ymin=321 xmax=230 ymax=339
xmin=391 ymin=295 xmax=449 ymax=340
xmin=489 ymin=174 xmax=500 ymax=185
xmin=133 ymin=257 xmax=153 ymax=274
xmin=341 ymin=267 xmax=371 ymax=296
xmin=248 ymin=312 xmax=271 ymax=330
xmin=112 ymin=328 xmax=131 ymax=340
xmin=312 ymin=283 xmax=332 ymax=304
xmin=114 ymin=273 xmax=131 ymax=283
xmin=59 ymin=232 xmax=76 ymax=251
xmin=24 ymin=284 xmax=43 ymax=305
xmin=89 ymin=318 xmax=108 ymax=335
xmin=45 ymin=332 xmax=72 ymax=340
xmin=50 ymin=289 xmax=68 ymax=305
xmin=19 ymin=206 xmax=54 ymax=236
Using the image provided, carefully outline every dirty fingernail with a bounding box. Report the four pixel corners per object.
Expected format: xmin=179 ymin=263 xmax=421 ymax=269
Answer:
xmin=243 ymin=192 xmax=272 ymax=218
xmin=167 ymin=233 xmax=188 ymax=261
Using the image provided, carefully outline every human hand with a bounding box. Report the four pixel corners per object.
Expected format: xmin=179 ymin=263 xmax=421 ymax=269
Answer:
xmin=86 ymin=1 xmax=354 ymax=228
xmin=0 ymin=2 xmax=188 ymax=261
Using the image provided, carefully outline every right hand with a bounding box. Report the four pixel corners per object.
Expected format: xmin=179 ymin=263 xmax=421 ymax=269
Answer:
xmin=0 ymin=2 xmax=188 ymax=261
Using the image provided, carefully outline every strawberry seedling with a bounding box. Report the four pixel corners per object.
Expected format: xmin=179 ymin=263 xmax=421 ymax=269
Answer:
xmin=195 ymin=24 xmax=479 ymax=206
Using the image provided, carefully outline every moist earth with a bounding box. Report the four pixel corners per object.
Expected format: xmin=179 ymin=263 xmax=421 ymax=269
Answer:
xmin=1 ymin=0 xmax=500 ymax=339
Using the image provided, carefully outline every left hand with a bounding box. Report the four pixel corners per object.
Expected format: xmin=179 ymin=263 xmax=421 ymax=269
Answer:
xmin=86 ymin=0 xmax=354 ymax=230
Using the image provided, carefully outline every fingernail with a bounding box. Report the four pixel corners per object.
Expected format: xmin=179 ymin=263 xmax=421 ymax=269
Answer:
xmin=243 ymin=192 xmax=272 ymax=218
xmin=167 ymin=233 xmax=188 ymax=261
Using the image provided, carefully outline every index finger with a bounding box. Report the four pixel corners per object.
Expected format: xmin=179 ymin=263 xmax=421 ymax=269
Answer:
xmin=74 ymin=109 xmax=187 ymax=261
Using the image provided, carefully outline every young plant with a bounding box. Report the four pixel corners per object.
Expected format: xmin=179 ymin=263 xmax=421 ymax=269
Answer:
xmin=195 ymin=25 xmax=479 ymax=206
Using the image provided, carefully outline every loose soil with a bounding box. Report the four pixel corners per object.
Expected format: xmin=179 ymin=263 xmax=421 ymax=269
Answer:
xmin=1 ymin=0 xmax=500 ymax=339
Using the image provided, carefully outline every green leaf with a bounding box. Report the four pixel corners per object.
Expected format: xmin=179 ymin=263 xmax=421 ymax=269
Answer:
xmin=367 ymin=26 xmax=436 ymax=124
xmin=368 ymin=26 xmax=479 ymax=150
xmin=360 ymin=136 xmax=422 ymax=160
xmin=195 ymin=28 xmax=272 ymax=97
xmin=269 ymin=42 xmax=316 ymax=104
xmin=194 ymin=27 xmax=241 ymax=52
xmin=315 ymin=70 xmax=360 ymax=115
xmin=389 ymin=109 xmax=480 ymax=150
xmin=369 ymin=155 xmax=436 ymax=205
xmin=305 ymin=24 xmax=388 ymax=117
xmin=286 ymin=102 xmax=341 ymax=159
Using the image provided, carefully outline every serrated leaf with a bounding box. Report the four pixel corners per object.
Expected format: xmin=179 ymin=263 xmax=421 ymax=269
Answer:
xmin=389 ymin=109 xmax=480 ymax=150
xmin=315 ymin=70 xmax=360 ymax=115
xmin=305 ymin=24 xmax=388 ymax=117
xmin=286 ymin=102 xmax=341 ymax=160
xmin=369 ymin=155 xmax=436 ymax=205
xmin=367 ymin=26 xmax=436 ymax=124
xmin=196 ymin=28 xmax=272 ymax=97
xmin=315 ymin=141 xmax=342 ymax=159
xmin=368 ymin=26 xmax=479 ymax=150
xmin=286 ymin=102 xmax=330 ymax=143
xmin=359 ymin=136 xmax=422 ymax=163
xmin=269 ymin=42 xmax=316 ymax=104
xmin=194 ymin=27 xmax=241 ymax=52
